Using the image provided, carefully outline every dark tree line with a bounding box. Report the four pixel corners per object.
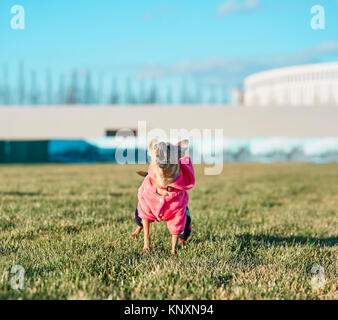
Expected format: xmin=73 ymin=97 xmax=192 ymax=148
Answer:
xmin=0 ymin=64 xmax=230 ymax=105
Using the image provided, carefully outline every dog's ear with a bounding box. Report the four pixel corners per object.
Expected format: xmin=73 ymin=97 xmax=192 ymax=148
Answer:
xmin=148 ymin=139 xmax=158 ymax=158
xmin=176 ymin=140 xmax=189 ymax=159
xmin=176 ymin=140 xmax=189 ymax=149
xmin=148 ymin=139 xmax=158 ymax=152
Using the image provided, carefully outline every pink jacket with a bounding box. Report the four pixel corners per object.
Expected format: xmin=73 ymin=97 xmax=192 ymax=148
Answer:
xmin=137 ymin=156 xmax=195 ymax=235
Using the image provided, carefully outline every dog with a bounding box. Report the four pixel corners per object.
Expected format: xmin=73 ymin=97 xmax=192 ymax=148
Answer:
xmin=130 ymin=139 xmax=195 ymax=255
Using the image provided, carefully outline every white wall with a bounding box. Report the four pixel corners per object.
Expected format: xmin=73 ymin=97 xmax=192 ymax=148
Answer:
xmin=1 ymin=105 xmax=338 ymax=139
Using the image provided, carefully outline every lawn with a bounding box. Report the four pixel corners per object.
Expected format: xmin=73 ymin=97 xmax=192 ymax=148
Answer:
xmin=0 ymin=163 xmax=337 ymax=300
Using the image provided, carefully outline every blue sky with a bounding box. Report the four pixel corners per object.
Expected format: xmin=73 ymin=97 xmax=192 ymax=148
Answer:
xmin=1 ymin=0 xmax=338 ymax=102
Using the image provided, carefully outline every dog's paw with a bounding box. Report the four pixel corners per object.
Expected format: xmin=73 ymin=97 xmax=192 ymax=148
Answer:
xmin=171 ymin=250 xmax=176 ymax=256
xmin=130 ymin=227 xmax=143 ymax=239
xmin=142 ymin=247 xmax=151 ymax=254
xmin=178 ymin=240 xmax=186 ymax=246
xmin=130 ymin=232 xmax=139 ymax=239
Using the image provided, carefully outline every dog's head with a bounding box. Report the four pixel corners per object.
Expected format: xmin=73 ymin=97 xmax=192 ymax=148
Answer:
xmin=148 ymin=139 xmax=189 ymax=171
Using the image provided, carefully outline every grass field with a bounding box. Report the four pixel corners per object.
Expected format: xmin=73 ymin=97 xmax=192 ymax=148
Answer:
xmin=0 ymin=163 xmax=337 ymax=300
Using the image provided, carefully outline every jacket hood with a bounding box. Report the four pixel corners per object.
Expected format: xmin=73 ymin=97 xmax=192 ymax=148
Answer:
xmin=171 ymin=156 xmax=195 ymax=190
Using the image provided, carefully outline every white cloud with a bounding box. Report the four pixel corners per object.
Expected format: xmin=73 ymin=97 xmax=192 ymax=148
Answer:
xmin=217 ymin=0 xmax=261 ymax=16
xmin=143 ymin=13 xmax=152 ymax=21
xmin=134 ymin=41 xmax=338 ymax=86
xmin=314 ymin=41 xmax=338 ymax=54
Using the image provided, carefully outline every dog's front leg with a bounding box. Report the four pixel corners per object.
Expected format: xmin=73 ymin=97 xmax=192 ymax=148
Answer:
xmin=171 ymin=235 xmax=178 ymax=255
xmin=142 ymin=220 xmax=151 ymax=253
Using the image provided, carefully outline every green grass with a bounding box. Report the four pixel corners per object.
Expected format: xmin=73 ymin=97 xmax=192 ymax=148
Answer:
xmin=0 ymin=163 xmax=337 ymax=300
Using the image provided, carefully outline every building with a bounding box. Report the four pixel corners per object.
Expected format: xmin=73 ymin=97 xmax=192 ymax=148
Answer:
xmin=231 ymin=88 xmax=244 ymax=105
xmin=244 ymin=62 xmax=338 ymax=106
xmin=1 ymin=105 xmax=338 ymax=140
xmin=1 ymin=105 xmax=338 ymax=163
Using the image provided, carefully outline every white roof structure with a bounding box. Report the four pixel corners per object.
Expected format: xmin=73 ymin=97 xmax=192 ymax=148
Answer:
xmin=244 ymin=62 xmax=338 ymax=106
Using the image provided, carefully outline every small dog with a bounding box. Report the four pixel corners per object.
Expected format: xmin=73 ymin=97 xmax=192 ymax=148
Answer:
xmin=131 ymin=139 xmax=195 ymax=255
